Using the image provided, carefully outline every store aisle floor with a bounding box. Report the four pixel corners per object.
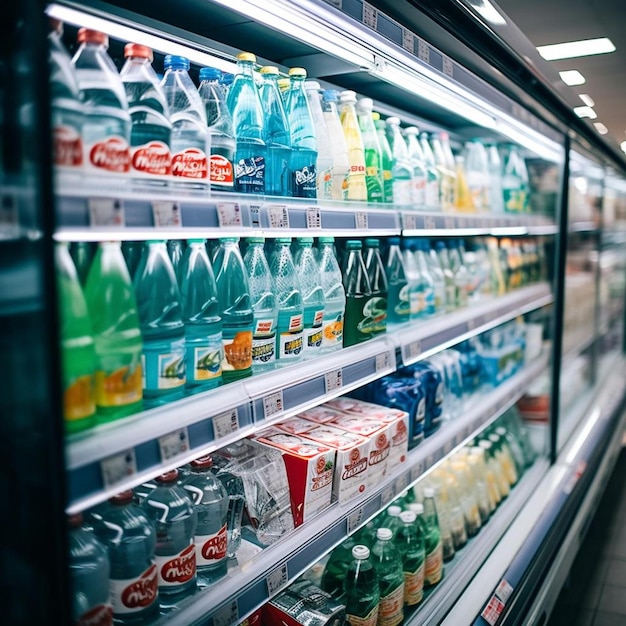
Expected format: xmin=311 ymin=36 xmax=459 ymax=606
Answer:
xmin=547 ymin=448 xmax=626 ymax=626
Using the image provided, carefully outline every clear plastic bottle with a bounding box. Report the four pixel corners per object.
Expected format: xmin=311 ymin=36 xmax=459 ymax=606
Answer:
xmin=243 ymin=237 xmax=278 ymax=372
xmin=294 ymin=238 xmax=325 ymax=359
xmin=259 ymin=66 xmax=291 ymax=197
xmin=356 ymin=98 xmax=384 ymax=203
xmin=227 ymin=52 xmax=266 ymax=194
xmin=414 ymin=240 xmax=436 ymax=317
xmin=420 ymin=133 xmax=441 ymax=209
xmin=371 ymin=528 xmax=405 ymax=626
xmin=344 ymin=545 xmax=380 ymax=625
xmin=198 ymin=66 xmax=236 ymax=192
xmin=454 ymin=155 xmax=474 ymax=212
xmin=179 ymin=240 xmax=223 ymax=393
xmin=167 ymin=239 xmax=185 ymax=285
xmin=317 ymin=237 xmax=346 ymax=353
xmin=71 ymin=28 xmax=131 ymax=188
xmin=486 ymin=143 xmax=504 ymax=213
xmin=438 ymin=132 xmax=458 ymax=210
xmin=448 ymin=240 xmax=470 ymax=308
xmin=435 ymin=241 xmax=457 ymax=313
xmin=401 ymin=239 xmax=421 ymax=321
xmin=380 ymin=505 xmax=403 ymax=538
xmin=269 ymin=238 xmax=304 ymax=363
xmin=285 ymin=68 xmax=318 ymax=198
xmin=404 ymin=127 xmax=427 ymax=209
xmin=212 ymin=238 xmax=253 ymax=382
xmin=501 ymin=143 xmax=529 ymax=213
xmin=305 ymin=80 xmax=333 ymax=200
xmin=450 ymin=457 xmax=482 ymax=537
xmin=396 ymin=510 xmax=425 ymax=607
xmin=120 ymin=44 xmax=172 ymax=188
xmin=56 ymin=243 xmax=96 ymax=433
xmin=465 ymin=140 xmax=490 ymax=212
xmin=425 ymin=240 xmax=447 ymax=315
xmin=321 ymin=90 xmax=350 ymax=201
xmin=182 ymin=456 xmax=229 ymax=586
xmin=339 ymin=90 xmax=367 ymax=201
xmin=161 ymin=55 xmax=210 ymax=189
xmin=342 ymin=240 xmax=374 ymax=347
xmin=385 ymin=237 xmax=410 ymax=326
xmin=386 ymin=118 xmax=413 ymax=207
xmin=84 ymin=242 xmax=143 ymax=421
xmin=321 ymin=535 xmax=356 ymax=598
xmin=133 ymin=241 xmax=186 ymax=403
xmin=363 ymin=238 xmax=388 ymax=336
xmin=422 ymin=487 xmax=444 ymax=586
xmin=372 ymin=112 xmax=394 ymax=204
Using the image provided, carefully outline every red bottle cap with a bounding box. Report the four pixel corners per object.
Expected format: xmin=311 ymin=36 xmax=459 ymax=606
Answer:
xmin=109 ymin=490 xmax=134 ymax=504
xmin=124 ymin=43 xmax=154 ymax=61
xmin=77 ymin=28 xmax=108 ymax=46
xmin=190 ymin=455 xmax=214 ymax=469
xmin=155 ymin=469 xmax=179 ymax=483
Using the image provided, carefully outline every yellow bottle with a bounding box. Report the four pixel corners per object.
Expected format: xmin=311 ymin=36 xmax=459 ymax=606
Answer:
xmin=454 ymin=155 xmax=475 ymax=212
xmin=338 ymin=90 xmax=367 ymax=201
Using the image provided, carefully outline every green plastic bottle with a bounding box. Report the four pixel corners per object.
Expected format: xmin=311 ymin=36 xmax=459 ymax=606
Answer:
xmin=84 ymin=242 xmax=143 ymax=422
xmin=422 ymin=487 xmax=444 ymax=587
xmin=371 ymin=528 xmax=405 ymax=626
xmin=372 ymin=112 xmax=394 ymax=204
xmin=320 ymin=535 xmax=356 ymax=599
xmin=344 ymin=545 xmax=380 ymax=626
xmin=397 ymin=510 xmax=425 ymax=607
xmin=342 ymin=240 xmax=373 ymax=347
xmin=56 ymin=243 xmax=96 ymax=434
xmin=356 ymin=98 xmax=383 ymax=203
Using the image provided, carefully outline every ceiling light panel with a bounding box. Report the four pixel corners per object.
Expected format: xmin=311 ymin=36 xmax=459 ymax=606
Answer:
xmin=573 ymin=106 xmax=597 ymax=119
xmin=560 ymin=70 xmax=586 ymax=86
xmin=579 ymin=94 xmax=595 ymax=107
xmin=537 ymin=37 xmax=615 ymax=61
xmin=593 ymin=122 xmax=608 ymax=135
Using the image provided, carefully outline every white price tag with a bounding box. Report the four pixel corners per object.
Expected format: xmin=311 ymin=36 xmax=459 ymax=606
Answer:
xmin=152 ymin=200 xmax=182 ymax=228
xmin=405 ymin=340 xmax=421 ymax=362
xmin=443 ymin=56 xmax=454 ymax=78
xmin=424 ymin=215 xmax=436 ymax=230
xmin=249 ymin=202 xmax=262 ymax=228
xmin=89 ymin=198 xmax=125 ymax=227
xmin=443 ymin=439 xmax=453 ymax=456
xmin=347 ymin=507 xmax=364 ymax=535
xmin=410 ymin=463 xmax=424 ymax=483
xmin=381 ymin=484 xmax=395 ymax=506
xmin=212 ymin=600 xmax=239 ymax=626
xmin=495 ymin=579 xmax=514 ymax=603
xmin=402 ymin=28 xmax=415 ymax=54
xmin=376 ymin=351 xmax=392 ymax=372
xmin=263 ymin=390 xmax=284 ymax=420
xmin=213 ymin=409 xmax=239 ymax=439
xmin=425 ymin=453 xmax=435 ymax=469
xmin=266 ymin=563 xmax=289 ymax=596
xmin=217 ymin=202 xmax=243 ymax=227
xmin=481 ymin=595 xmax=506 ymax=626
xmin=324 ymin=369 xmax=343 ymax=393
xmin=306 ymin=205 xmax=322 ymax=229
xmin=444 ymin=216 xmax=455 ymax=230
xmin=355 ymin=211 xmax=368 ymax=230
xmin=0 ymin=193 xmax=19 ymax=235
xmin=268 ymin=204 xmax=290 ymax=229
xmin=403 ymin=213 xmax=418 ymax=230
xmin=396 ymin=474 xmax=409 ymax=494
xmin=158 ymin=428 xmax=189 ymax=462
xmin=418 ymin=39 xmax=430 ymax=64
xmin=101 ymin=449 xmax=137 ymax=490
xmin=362 ymin=2 xmax=378 ymax=30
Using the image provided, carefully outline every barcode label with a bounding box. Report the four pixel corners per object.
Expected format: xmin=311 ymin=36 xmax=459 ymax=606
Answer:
xmin=212 ymin=600 xmax=239 ymax=626
xmin=347 ymin=507 xmax=364 ymax=534
xmin=481 ymin=595 xmax=505 ymax=626
xmin=217 ymin=202 xmax=242 ymax=227
xmin=268 ymin=204 xmax=290 ymax=229
xmin=362 ymin=2 xmax=378 ymax=30
xmin=306 ymin=206 xmax=322 ymax=229
xmin=263 ymin=390 xmax=284 ymax=420
xmin=89 ymin=198 xmax=125 ymax=227
xmin=355 ymin=212 xmax=368 ymax=229
xmin=158 ymin=428 xmax=189 ymax=462
xmin=266 ymin=563 xmax=289 ymax=596
xmin=101 ymin=449 xmax=136 ymax=489
xmin=404 ymin=340 xmax=421 ymax=363
xmin=376 ymin=351 xmax=392 ymax=372
xmin=495 ymin=579 xmax=514 ymax=603
xmin=396 ymin=474 xmax=409 ymax=493
xmin=152 ymin=200 xmax=182 ymax=228
xmin=325 ymin=369 xmax=343 ymax=393
xmin=402 ymin=29 xmax=415 ymax=54
xmin=418 ymin=39 xmax=430 ymax=63
xmin=249 ymin=202 xmax=262 ymax=228
xmin=213 ymin=409 xmax=239 ymax=439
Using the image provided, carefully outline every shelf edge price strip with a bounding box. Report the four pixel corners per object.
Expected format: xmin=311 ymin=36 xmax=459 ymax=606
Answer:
xmin=89 ymin=197 xmax=125 ymax=227
xmin=100 ymin=448 xmax=137 ymax=490
xmin=152 ymin=200 xmax=182 ymax=228
xmin=213 ymin=408 xmax=240 ymax=440
xmin=158 ymin=427 xmax=189 ymax=462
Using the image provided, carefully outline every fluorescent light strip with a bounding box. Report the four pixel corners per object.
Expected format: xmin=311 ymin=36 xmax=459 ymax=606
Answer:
xmin=621 ymin=141 xmax=626 ymax=154
xmin=574 ymin=106 xmax=597 ymax=119
xmin=594 ymin=122 xmax=608 ymax=135
xmin=559 ymin=70 xmax=586 ymax=86
xmin=579 ymin=94 xmax=595 ymax=107
xmin=538 ymin=37 xmax=615 ymax=61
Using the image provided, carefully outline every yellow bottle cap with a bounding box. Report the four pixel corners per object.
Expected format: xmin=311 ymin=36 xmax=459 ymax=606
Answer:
xmin=260 ymin=65 xmax=280 ymax=75
xmin=371 ymin=111 xmax=380 ymax=121
xmin=277 ymin=78 xmax=291 ymax=92
xmin=237 ymin=52 xmax=256 ymax=63
xmin=288 ymin=67 xmax=307 ymax=78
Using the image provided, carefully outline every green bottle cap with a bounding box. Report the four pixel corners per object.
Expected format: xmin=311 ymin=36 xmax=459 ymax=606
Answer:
xmin=346 ymin=240 xmax=362 ymax=249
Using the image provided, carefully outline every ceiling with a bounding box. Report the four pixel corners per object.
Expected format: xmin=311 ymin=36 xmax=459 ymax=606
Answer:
xmin=495 ymin=0 xmax=626 ymax=153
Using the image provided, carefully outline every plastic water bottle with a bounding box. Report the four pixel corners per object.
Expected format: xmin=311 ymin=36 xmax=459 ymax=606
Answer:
xmin=56 ymin=243 xmax=96 ymax=434
xmin=219 ymin=71 xmax=234 ymax=98
xmin=414 ymin=240 xmax=436 ymax=317
xmin=425 ymin=240 xmax=447 ymax=315
xmin=198 ymin=67 xmax=236 ymax=192
xmin=134 ymin=241 xmax=186 ymax=403
xmin=285 ymin=68 xmax=317 ymax=198
xmin=120 ymin=44 xmax=172 ymax=187
xmin=179 ymin=240 xmax=223 ymax=393
xmin=420 ymin=133 xmax=441 ymax=209
xmin=435 ymin=241 xmax=458 ymax=312
xmin=167 ymin=239 xmax=184 ymax=284
xmin=436 ymin=132 xmax=457 ymax=211
xmin=403 ymin=127 xmax=428 ymax=209
xmin=161 ymin=55 xmax=209 ymax=189
xmin=49 ymin=19 xmax=84 ymax=190
xmin=85 ymin=242 xmax=143 ymax=422
xmin=92 ymin=491 xmax=159 ymax=622
xmin=344 ymin=545 xmax=380 ymax=625
xmin=182 ymin=456 xmax=229 ymax=586
xmin=431 ymin=133 xmax=451 ymax=211
xmin=486 ymin=144 xmax=504 ymax=213
xmin=448 ymin=240 xmax=470 ymax=308
xmin=212 ymin=237 xmax=253 ymax=382
xmin=68 ymin=513 xmax=113 ymax=626
xmin=501 ymin=143 xmax=529 ymax=212
xmin=243 ymin=237 xmax=278 ymax=372
xmin=363 ymin=238 xmax=388 ymax=336
xmin=71 ymin=29 xmax=131 ymax=187
xmin=380 ymin=504 xmax=403 ymax=538
xmin=305 ymin=81 xmax=333 ymax=200
xmin=396 ymin=510 xmax=425 ymax=607
xmin=422 ymin=488 xmax=444 ymax=586
xmin=372 ymin=112 xmax=394 ymax=203
xmin=321 ymin=90 xmax=350 ymax=201
xmin=317 ymin=237 xmax=346 ymax=353
xmin=465 ymin=140 xmax=489 ymax=212
xmin=258 ymin=66 xmax=291 ymax=197
xmin=294 ymin=238 xmax=325 ymax=359
xmin=269 ymin=238 xmax=304 ymax=363
xmin=371 ymin=528 xmax=405 ymax=625
xmin=143 ymin=471 xmax=198 ymax=601
xmin=401 ymin=239 xmax=420 ymax=321
xmin=385 ymin=237 xmax=410 ymax=326
xmin=356 ymin=98 xmax=384 ymax=203
xmin=339 ymin=91 xmax=367 ymax=201
xmin=227 ymin=52 xmax=266 ymax=194
xmin=342 ymin=240 xmax=374 ymax=347
xmin=321 ymin=536 xmax=356 ymax=597
xmin=386 ymin=118 xmax=413 ymax=207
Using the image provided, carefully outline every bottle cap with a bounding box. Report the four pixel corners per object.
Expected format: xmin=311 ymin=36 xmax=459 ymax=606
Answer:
xmin=297 ymin=237 xmax=314 ymax=245
xmin=245 ymin=236 xmax=265 ymax=244
xmin=322 ymin=89 xmax=339 ymax=102
xmin=387 ymin=505 xmax=402 ymax=517
xmin=479 ymin=440 xmax=492 ymax=450
xmin=495 ymin=427 xmax=507 ymax=436
xmin=376 ymin=528 xmax=393 ymax=540
xmin=346 ymin=240 xmax=362 ymax=250
xmin=124 ymin=43 xmax=153 ymax=61
xmin=220 ymin=71 xmax=234 ymax=85
xmin=155 ymin=469 xmax=179 ymax=483
xmin=305 ymin=80 xmax=321 ymax=90
xmin=352 ymin=545 xmax=370 ymax=560
xmin=408 ymin=502 xmax=424 ymax=515
xmin=489 ymin=434 xmax=500 ymax=443
xmin=423 ymin=487 xmax=435 ymax=498
xmin=386 ymin=116 xmax=400 ymax=126
xmin=219 ymin=236 xmax=240 ymax=243
xmin=440 ymin=131 xmax=449 ymax=140
xmin=187 ymin=238 xmax=207 ymax=244
xmin=371 ymin=111 xmax=381 ymax=121
xmin=388 ymin=236 xmax=400 ymax=245
xmin=288 ymin=67 xmax=307 ymax=78
xmin=199 ymin=66 xmax=221 ymax=81
xmin=364 ymin=238 xmax=380 ymax=248
xmin=110 ymin=490 xmax=134 ymax=505
xmin=339 ymin=90 xmax=357 ymax=103
xmin=67 ymin=512 xmax=84 ymax=528
xmin=190 ymin=454 xmax=214 ymax=469
xmin=237 ymin=52 xmax=257 ymax=63
xmin=275 ymin=237 xmax=292 ymax=244
xmin=356 ymin=97 xmax=373 ymax=110
xmin=405 ymin=125 xmax=419 ymax=135
xmin=164 ymin=54 xmax=190 ymax=70
xmin=400 ymin=510 xmax=417 ymax=523
xmin=260 ymin=65 xmax=280 ymax=75
xmin=77 ymin=28 xmax=108 ymax=46
xmin=318 ymin=236 xmax=335 ymax=243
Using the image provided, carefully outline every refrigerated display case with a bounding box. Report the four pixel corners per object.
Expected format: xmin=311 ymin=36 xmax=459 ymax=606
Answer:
xmin=2 ymin=1 xmax=625 ymax=626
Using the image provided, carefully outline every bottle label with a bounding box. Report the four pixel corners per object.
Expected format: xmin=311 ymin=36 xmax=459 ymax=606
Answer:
xmin=424 ymin=539 xmax=443 ymax=585
xmin=222 ymin=331 xmax=253 ymax=372
xmin=394 ymin=284 xmax=411 ymax=318
xmin=293 ymin=164 xmax=317 ymax=198
xmin=404 ymin=562 xmax=425 ymax=605
xmin=392 ymin=178 xmax=412 ymax=206
xmin=304 ymin=325 xmax=323 ymax=351
xmin=195 ymin=524 xmax=228 ymax=566
xmin=426 ymin=177 xmax=439 ymax=208
xmin=156 ymin=544 xmax=196 ymax=588
xmin=346 ymin=605 xmax=379 ymax=626
xmin=344 ymin=295 xmax=386 ymax=346
xmin=54 ymin=125 xmax=83 ymax=168
xmin=63 ymin=373 xmax=95 ymax=422
xmin=365 ymin=170 xmax=384 ymax=203
xmin=235 ymin=156 xmax=265 ymax=193
xmin=142 ymin=339 xmax=186 ymax=392
xmin=412 ymin=177 xmax=426 ymax=206
xmin=322 ymin=312 xmax=344 ymax=348
xmin=210 ymin=153 xmax=235 ymax=187
xmin=109 ymin=563 xmax=158 ymax=615
xmin=131 ymin=141 xmax=172 ymax=177
xmin=188 ymin=333 xmax=223 ymax=383
xmin=75 ymin=603 xmax=113 ymax=626
xmin=171 ymin=148 xmax=209 ymax=180
xmin=378 ymin=583 xmax=404 ymax=626
xmin=88 ymin=135 xmax=131 ymax=174
xmin=252 ymin=336 xmax=276 ymax=365
xmin=278 ymin=331 xmax=304 ymax=360
xmin=95 ymin=362 xmax=142 ymax=408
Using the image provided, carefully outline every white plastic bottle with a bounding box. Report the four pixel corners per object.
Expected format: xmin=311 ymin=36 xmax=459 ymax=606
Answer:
xmin=317 ymin=237 xmax=346 ymax=353
xmin=305 ymin=81 xmax=334 ymax=200
xmin=321 ymin=90 xmax=350 ymax=201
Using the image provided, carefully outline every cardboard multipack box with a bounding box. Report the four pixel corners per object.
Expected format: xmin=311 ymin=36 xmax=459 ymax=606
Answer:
xmin=252 ymin=427 xmax=335 ymax=527
xmin=297 ymin=405 xmax=344 ymax=424
xmin=274 ymin=416 xmax=320 ymax=435
xmin=299 ymin=424 xmax=370 ymax=504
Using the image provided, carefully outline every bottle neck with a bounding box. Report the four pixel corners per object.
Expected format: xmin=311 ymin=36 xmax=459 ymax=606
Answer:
xmin=238 ymin=60 xmax=256 ymax=79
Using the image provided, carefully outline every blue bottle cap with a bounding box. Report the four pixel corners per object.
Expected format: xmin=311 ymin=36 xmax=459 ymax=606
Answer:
xmin=164 ymin=55 xmax=190 ymax=70
xmin=220 ymin=71 xmax=234 ymax=86
xmin=388 ymin=236 xmax=400 ymax=245
xmin=322 ymin=89 xmax=339 ymax=102
xmin=199 ymin=66 xmax=221 ymax=81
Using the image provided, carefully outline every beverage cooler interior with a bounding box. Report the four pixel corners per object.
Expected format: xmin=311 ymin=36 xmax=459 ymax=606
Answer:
xmin=2 ymin=0 xmax=626 ymax=625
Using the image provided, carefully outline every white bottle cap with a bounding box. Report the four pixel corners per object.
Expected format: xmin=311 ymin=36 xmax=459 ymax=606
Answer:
xmin=404 ymin=126 xmax=419 ymax=135
xmin=377 ymin=528 xmax=393 ymax=541
xmin=357 ymin=97 xmax=373 ymax=110
xmin=305 ymin=80 xmax=321 ymax=90
xmin=400 ymin=511 xmax=416 ymax=524
xmin=387 ymin=505 xmax=402 ymax=517
xmin=423 ymin=487 xmax=435 ymax=498
xmin=352 ymin=545 xmax=370 ymax=560
xmin=408 ymin=502 xmax=424 ymax=515
xmin=386 ymin=116 xmax=400 ymax=125
xmin=340 ymin=90 xmax=357 ymax=102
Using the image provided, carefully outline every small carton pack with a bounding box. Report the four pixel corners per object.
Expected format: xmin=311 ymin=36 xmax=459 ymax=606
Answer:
xmin=252 ymin=427 xmax=335 ymax=527
xmin=297 ymin=405 xmax=344 ymax=424
xmin=274 ymin=416 xmax=320 ymax=435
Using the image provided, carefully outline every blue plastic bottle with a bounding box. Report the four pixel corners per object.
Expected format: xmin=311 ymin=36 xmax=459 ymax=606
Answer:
xmin=133 ymin=241 xmax=186 ymax=403
xmin=285 ymin=68 xmax=317 ymax=198
xmin=227 ymin=52 xmax=266 ymax=194
xmin=212 ymin=238 xmax=253 ymax=382
xmin=386 ymin=237 xmax=410 ymax=326
xmin=259 ymin=66 xmax=292 ymax=197
xmin=179 ymin=240 xmax=223 ymax=393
